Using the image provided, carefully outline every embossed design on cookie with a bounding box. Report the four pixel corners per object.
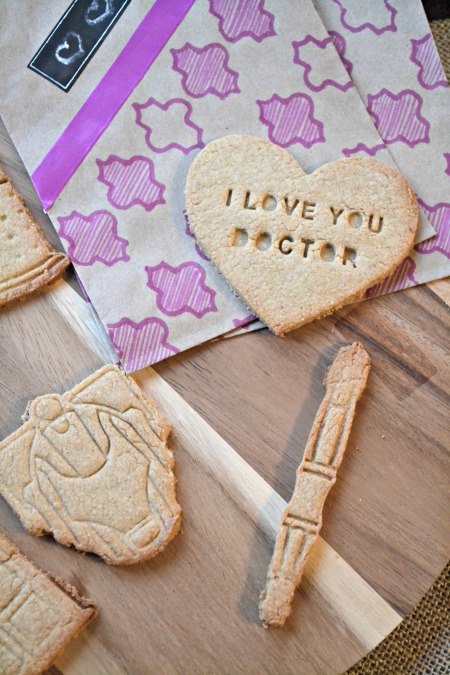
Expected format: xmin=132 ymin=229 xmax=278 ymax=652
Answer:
xmin=97 ymin=155 xmax=165 ymax=211
xmin=108 ymin=317 xmax=179 ymax=370
xmin=133 ymin=98 xmax=204 ymax=154
xmin=209 ymin=0 xmax=275 ymax=43
xmin=410 ymin=34 xmax=448 ymax=90
xmin=328 ymin=30 xmax=353 ymax=76
xmin=415 ymin=200 xmax=450 ymax=258
xmin=292 ymin=35 xmax=353 ymax=92
xmin=185 ymin=214 xmax=209 ymax=260
xmin=342 ymin=142 xmax=386 ymax=157
xmin=171 ymin=43 xmax=240 ymax=99
xmin=257 ymin=93 xmax=325 ymax=148
xmin=57 ymin=210 xmax=130 ymax=266
xmin=146 ymin=261 xmax=217 ymax=318
xmin=332 ymin=0 xmax=397 ymax=35
xmin=0 ymin=366 xmax=181 ymax=564
xmin=367 ymin=89 xmax=430 ymax=147
xmin=259 ymin=343 xmax=371 ymax=627
xmin=365 ymin=256 xmax=417 ymax=297
xmin=0 ymin=534 xmax=96 ymax=673
xmin=0 ymin=169 xmax=69 ymax=307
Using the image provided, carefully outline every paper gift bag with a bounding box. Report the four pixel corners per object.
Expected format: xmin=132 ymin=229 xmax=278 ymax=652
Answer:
xmin=0 ymin=0 xmax=436 ymax=371
xmin=314 ymin=0 xmax=450 ymax=296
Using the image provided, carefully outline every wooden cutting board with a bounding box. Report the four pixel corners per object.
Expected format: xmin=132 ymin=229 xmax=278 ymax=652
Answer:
xmin=0 ymin=120 xmax=449 ymax=673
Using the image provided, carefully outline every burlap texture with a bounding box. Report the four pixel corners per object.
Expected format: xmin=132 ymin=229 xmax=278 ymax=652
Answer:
xmin=347 ymin=562 xmax=449 ymax=674
xmin=431 ymin=19 xmax=450 ymax=81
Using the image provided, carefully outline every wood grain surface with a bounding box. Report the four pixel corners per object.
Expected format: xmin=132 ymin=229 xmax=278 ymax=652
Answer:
xmin=0 ymin=115 xmax=449 ymax=674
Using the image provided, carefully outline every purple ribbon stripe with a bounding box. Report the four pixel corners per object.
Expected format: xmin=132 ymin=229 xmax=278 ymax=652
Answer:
xmin=32 ymin=0 xmax=196 ymax=211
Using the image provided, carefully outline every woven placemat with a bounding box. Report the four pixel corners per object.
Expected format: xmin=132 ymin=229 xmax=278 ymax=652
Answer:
xmin=346 ymin=562 xmax=449 ymax=674
xmin=347 ymin=20 xmax=449 ymax=673
xmin=430 ymin=19 xmax=450 ymax=80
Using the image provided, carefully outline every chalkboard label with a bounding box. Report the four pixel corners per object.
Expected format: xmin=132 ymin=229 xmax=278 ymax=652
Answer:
xmin=28 ymin=0 xmax=131 ymax=92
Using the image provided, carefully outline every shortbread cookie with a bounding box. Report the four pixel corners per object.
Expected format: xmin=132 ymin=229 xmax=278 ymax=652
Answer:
xmin=0 ymin=531 xmax=96 ymax=674
xmin=0 ymin=168 xmax=69 ymax=307
xmin=185 ymin=136 xmax=418 ymax=335
xmin=259 ymin=342 xmax=371 ymax=627
xmin=0 ymin=365 xmax=181 ymax=565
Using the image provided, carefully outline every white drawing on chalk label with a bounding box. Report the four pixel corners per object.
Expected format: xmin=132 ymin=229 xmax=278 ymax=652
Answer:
xmin=85 ymin=0 xmax=114 ymax=26
xmin=55 ymin=32 xmax=85 ymax=66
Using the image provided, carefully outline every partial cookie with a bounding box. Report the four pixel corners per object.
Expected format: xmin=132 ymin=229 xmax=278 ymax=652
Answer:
xmin=0 ymin=531 xmax=96 ymax=674
xmin=185 ymin=136 xmax=418 ymax=335
xmin=259 ymin=342 xmax=371 ymax=627
xmin=0 ymin=168 xmax=69 ymax=307
xmin=0 ymin=365 xmax=181 ymax=565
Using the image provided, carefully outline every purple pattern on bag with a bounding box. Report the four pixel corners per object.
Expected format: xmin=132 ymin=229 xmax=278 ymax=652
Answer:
xmin=232 ymin=314 xmax=256 ymax=328
xmin=292 ymin=35 xmax=353 ymax=92
xmin=171 ymin=43 xmax=240 ymax=99
xmin=185 ymin=214 xmax=209 ymax=260
xmin=133 ymin=97 xmax=204 ymax=154
xmin=257 ymin=93 xmax=325 ymax=148
xmin=107 ymin=317 xmax=179 ymax=370
xmin=444 ymin=153 xmax=450 ymax=177
xmin=328 ymin=30 xmax=353 ymax=76
xmin=74 ymin=272 xmax=91 ymax=302
xmin=97 ymin=155 xmax=165 ymax=211
xmin=415 ymin=200 xmax=450 ymax=258
xmin=57 ymin=210 xmax=130 ymax=266
xmin=365 ymin=256 xmax=417 ymax=298
xmin=209 ymin=0 xmax=275 ymax=43
xmin=342 ymin=142 xmax=386 ymax=157
xmin=367 ymin=89 xmax=430 ymax=148
xmin=332 ymin=0 xmax=397 ymax=35
xmin=410 ymin=34 xmax=448 ymax=91
xmin=146 ymin=261 xmax=217 ymax=318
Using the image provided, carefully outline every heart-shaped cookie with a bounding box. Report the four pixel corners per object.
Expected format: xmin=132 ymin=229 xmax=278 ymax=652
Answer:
xmin=185 ymin=136 xmax=418 ymax=335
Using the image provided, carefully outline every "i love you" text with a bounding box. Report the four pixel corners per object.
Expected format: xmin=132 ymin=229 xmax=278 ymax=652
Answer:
xmin=225 ymin=189 xmax=385 ymax=268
